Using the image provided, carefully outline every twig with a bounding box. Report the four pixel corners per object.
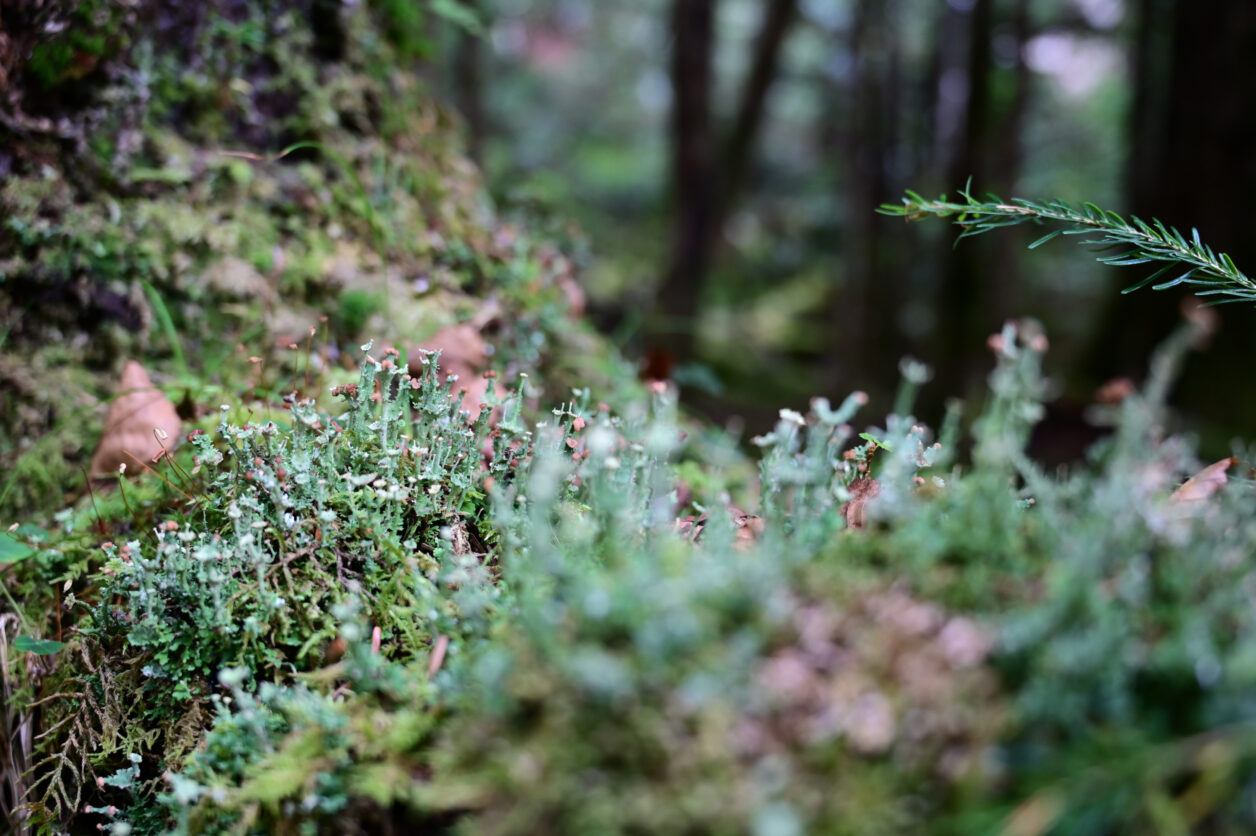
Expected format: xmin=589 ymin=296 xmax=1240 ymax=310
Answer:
xmin=880 ymin=185 xmax=1256 ymax=303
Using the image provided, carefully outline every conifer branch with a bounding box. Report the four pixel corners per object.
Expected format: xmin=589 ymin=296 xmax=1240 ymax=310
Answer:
xmin=880 ymin=187 xmax=1256 ymax=304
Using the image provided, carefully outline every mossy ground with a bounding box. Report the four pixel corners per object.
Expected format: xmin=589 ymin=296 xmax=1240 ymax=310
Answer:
xmin=6 ymin=5 xmax=1256 ymax=836
xmin=0 ymin=0 xmax=622 ymax=521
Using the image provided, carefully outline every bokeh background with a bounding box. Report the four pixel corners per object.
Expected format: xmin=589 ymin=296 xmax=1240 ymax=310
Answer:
xmin=422 ymin=0 xmax=1256 ymax=457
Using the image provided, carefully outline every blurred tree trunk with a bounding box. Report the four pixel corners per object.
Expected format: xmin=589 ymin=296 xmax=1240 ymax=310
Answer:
xmin=658 ymin=0 xmax=717 ymax=363
xmin=1090 ymin=0 xmax=1256 ymax=438
xmin=829 ymin=0 xmax=899 ymax=395
xmin=986 ymin=0 xmax=1030 ymax=318
xmin=658 ymin=0 xmax=799 ymax=366
xmin=453 ymin=0 xmax=486 ymax=164
xmin=718 ymin=0 xmax=799 ymax=226
xmin=1124 ymin=0 xmax=1169 ymax=215
xmin=930 ymin=0 xmax=993 ymax=403
xmin=934 ymin=0 xmax=1030 ymax=403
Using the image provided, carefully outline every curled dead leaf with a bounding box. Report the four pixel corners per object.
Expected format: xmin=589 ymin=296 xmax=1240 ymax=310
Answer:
xmin=675 ymin=512 xmax=706 ymax=542
xmin=731 ymin=507 xmax=764 ymax=549
xmin=842 ymin=478 xmax=881 ymax=529
xmin=1170 ymin=457 xmax=1236 ymax=503
xmin=90 ymin=361 xmax=183 ymax=478
xmin=673 ymin=506 xmax=763 ymax=547
xmin=408 ymin=320 xmax=505 ymax=421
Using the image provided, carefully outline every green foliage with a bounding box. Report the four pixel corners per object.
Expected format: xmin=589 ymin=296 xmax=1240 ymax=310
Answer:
xmin=19 ymin=347 xmax=529 ymax=830
xmin=24 ymin=0 xmax=130 ymax=90
xmin=13 ymin=303 xmax=1256 ymax=836
xmin=12 ymin=636 xmax=63 ymax=655
xmin=8 ymin=30 xmax=1256 ymax=827
xmin=0 ymin=534 xmax=34 ymax=563
xmin=882 ymin=186 xmax=1256 ymax=304
xmin=0 ymin=1 xmax=599 ymax=519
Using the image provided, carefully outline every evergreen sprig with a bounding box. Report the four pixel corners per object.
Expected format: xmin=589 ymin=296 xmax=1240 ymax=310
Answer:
xmin=881 ymin=187 xmax=1256 ymax=304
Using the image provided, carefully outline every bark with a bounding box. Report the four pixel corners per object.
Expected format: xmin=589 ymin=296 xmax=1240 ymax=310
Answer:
xmin=717 ymin=0 xmax=799 ymax=227
xmin=831 ymin=0 xmax=898 ymax=393
xmin=935 ymin=0 xmax=996 ymax=401
xmin=658 ymin=0 xmax=801 ymax=365
xmin=1089 ymin=0 xmax=1256 ymax=437
xmin=453 ymin=2 xmax=486 ymax=164
xmin=658 ymin=0 xmax=717 ymax=362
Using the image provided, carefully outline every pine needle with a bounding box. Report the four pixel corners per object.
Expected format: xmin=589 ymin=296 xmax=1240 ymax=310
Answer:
xmin=880 ymin=185 xmax=1256 ymax=304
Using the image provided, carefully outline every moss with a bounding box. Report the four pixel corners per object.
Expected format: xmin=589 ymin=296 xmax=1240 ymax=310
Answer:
xmin=24 ymin=0 xmax=130 ymax=91
xmin=0 ymin=1 xmax=616 ymax=521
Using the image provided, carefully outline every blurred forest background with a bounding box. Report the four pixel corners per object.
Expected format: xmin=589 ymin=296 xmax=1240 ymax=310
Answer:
xmin=421 ymin=0 xmax=1256 ymax=458
xmin=5 ymin=0 xmax=1255 ymax=456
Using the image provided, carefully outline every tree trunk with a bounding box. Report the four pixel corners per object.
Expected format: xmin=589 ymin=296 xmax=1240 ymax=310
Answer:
xmin=935 ymin=0 xmax=997 ymax=402
xmin=453 ymin=0 xmax=486 ymax=164
xmin=986 ymin=0 xmax=1031 ymax=320
xmin=830 ymin=0 xmax=899 ymax=396
xmin=1090 ymin=0 xmax=1256 ymax=441
xmin=658 ymin=0 xmax=801 ymax=367
xmin=717 ymin=0 xmax=799 ymax=228
xmin=657 ymin=0 xmax=717 ymax=363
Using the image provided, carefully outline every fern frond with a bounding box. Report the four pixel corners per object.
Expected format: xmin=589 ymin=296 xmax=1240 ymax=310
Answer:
xmin=880 ymin=187 xmax=1256 ymax=304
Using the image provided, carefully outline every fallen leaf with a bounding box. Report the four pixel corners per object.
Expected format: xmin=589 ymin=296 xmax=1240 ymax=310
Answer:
xmin=1171 ymin=457 xmax=1236 ymax=503
xmin=731 ymin=507 xmax=764 ymax=549
xmin=674 ymin=513 xmax=707 ymax=542
xmin=842 ymin=478 xmax=881 ymax=529
xmin=409 ymin=322 xmax=504 ymax=420
xmin=90 ymin=361 xmax=183 ymax=478
xmin=673 ymin=507 xmax=763 ymax=547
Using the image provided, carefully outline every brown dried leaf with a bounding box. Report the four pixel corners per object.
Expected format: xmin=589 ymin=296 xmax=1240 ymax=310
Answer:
xmin=842 ymin=478 xmax=881 ymax=529
xmin=89 ymin=362 xmax=183 ymax=478
xmin=673 ymin=507 xmax=762 ymax=547
xmin=1170 ymin=457 xmax=1236 ymax=503
xmin=409 ymin=322 xmax=504 ymax=420
xmin=674 ymin=513 xmax=706 ymax=542
xmin=731 ymin=507 xmax=764 ymax=549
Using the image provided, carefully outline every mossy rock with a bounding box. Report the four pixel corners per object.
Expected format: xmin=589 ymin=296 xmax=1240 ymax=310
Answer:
xmin=0 ymin=1 xmax=612 ymax=520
